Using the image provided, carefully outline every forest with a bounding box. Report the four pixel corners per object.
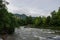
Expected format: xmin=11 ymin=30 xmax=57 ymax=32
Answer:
xmin=15 ymin=8 xmax=60 ymax=30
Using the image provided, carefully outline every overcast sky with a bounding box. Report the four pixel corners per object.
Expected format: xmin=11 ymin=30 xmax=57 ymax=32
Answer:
xmin=6 ymin=0 xmax=60 ymax=17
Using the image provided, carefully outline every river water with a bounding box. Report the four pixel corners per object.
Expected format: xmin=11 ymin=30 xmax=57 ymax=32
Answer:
xmin=0 ymin=26 xmax=60 ymax=40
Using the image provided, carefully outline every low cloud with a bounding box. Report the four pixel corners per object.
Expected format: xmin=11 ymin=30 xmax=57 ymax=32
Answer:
xmin=7 ymin=5 xmax=50 ymax=17
xmin=6 ymin=0 xmax=60 ymax=17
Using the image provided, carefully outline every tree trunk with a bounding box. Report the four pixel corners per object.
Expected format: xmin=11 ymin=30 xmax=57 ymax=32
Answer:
xmin=2 ymin=34 xmax=8 ymax=40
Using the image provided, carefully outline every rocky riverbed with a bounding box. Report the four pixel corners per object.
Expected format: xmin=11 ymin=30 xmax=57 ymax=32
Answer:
xmin=0 ymin=27 xmax=60 ymax=40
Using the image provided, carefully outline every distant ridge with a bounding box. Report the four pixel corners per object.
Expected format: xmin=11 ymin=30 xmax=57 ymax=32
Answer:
xmin=14 ymin=14 xmax=36 ymax=19
xmin=14 ymin=14 xmax=27 ymax=19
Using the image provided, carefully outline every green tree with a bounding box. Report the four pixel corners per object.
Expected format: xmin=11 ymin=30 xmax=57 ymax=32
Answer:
xmin=42 ymin=16 xmax=46 ymax=27
xmin=33 ymin=16 xmax=42 ymax=28
xmin=0 ymin=0 xmax=19 ymax=35
xmin=25 ymin=16 xmax=33 ymax=25
xmin=45 ymin=16 xmax=51 ymax=27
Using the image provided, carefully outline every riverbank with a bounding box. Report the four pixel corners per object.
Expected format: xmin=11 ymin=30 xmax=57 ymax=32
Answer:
xmin=26 ymin=25 xmax=60 ymax=30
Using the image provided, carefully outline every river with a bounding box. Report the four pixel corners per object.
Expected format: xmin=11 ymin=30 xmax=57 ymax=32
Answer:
xmin=0 ymin=26 xmax=60 ymax=40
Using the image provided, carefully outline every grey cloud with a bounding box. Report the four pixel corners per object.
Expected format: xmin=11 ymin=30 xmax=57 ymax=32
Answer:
xmin=6 ymin=0 xmax=60 ymax=17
